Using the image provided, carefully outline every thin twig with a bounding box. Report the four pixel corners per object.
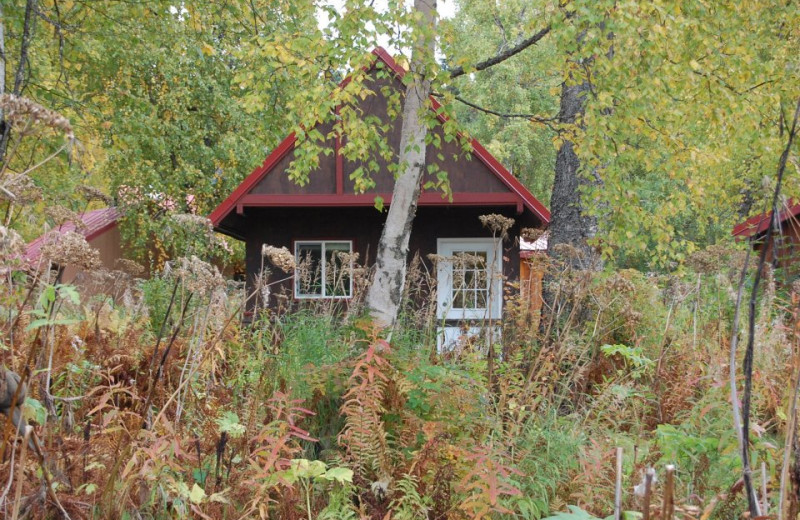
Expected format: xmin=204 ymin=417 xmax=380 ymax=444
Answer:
xmin=614 ymin=447 xmax=623 ymax=520
xmin=742 ymin=96 xmax=800 ymax=517
xmin=730 ymin=246 xmax=753 ymax=458
xmin=9 ymin=429 xmax=29 ymax=520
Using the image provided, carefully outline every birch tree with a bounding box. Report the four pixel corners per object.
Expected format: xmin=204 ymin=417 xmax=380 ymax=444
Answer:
xmin=365 ymin=0 xmax=437 ymax=328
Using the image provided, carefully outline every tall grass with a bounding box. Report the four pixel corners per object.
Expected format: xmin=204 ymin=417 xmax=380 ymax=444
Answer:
xmin=0 ymin=235 xmax=795 ymax=518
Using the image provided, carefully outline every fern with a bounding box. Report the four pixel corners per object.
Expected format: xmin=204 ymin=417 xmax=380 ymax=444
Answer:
xmin=456 ymin=443 xmax=523 ymax=519
xmin=338 ymin=339 xmax=393 ymax=481
xmin=317 ymin=481 xmax=360 ymax=520
xmin=389 ymin=473 xmax=431 ymax=520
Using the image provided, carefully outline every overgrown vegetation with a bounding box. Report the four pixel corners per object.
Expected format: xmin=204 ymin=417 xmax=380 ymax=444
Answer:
xmin=1 ymin=0 xmax=799 ymax=517
xmin=0 ymin=226 xmax=797 ymax=518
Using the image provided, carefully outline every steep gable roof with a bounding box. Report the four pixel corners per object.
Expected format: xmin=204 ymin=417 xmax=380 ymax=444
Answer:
xmin=210 ymin=47 xmax=550 ymax=233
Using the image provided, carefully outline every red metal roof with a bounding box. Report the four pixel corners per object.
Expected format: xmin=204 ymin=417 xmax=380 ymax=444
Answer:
xmin=732 ymin=200 xmax=800 ymax=240
xmin=25 ymin=207 xmax=120 ymax=265
xmin=210 ymin=47 xmax=550 ymax=229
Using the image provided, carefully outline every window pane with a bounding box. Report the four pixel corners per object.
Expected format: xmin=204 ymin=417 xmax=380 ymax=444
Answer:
xmin=465 ymin=270 xmax=475 ymax=289
xmin=449 ymin=250 xmax=490 ymax=311
xmin=296 ymin=243 xmax=323 ymax=296
xmin=476 ymin=289 xmax=488 ymax=308
xmin=325 ymin=242 xmax=352 ymax=297
xmin=453 ymin=289 xmax=464 ymax=309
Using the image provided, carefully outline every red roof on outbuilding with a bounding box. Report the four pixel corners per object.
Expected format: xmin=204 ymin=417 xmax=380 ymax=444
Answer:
xmin=25 ymin=207 xmax=120 ymax=265
xmin=732 ymin=201 xmax=800 ymax=240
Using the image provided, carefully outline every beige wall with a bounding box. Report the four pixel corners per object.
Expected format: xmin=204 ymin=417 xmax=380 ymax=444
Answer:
xmin=62 ymin=225 xmax=123 ymax=287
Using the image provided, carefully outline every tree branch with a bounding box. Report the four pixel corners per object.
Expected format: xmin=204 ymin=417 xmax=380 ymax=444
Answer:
xmin=434 ymin=92 xmax=559 ymax=130
xmin=0 ymin=0 xmax=36 ymax=163
xmin=449 ymin=24 xmax=552 ymax=80
xmin=742 ymin=95 xmax=800 ymax=517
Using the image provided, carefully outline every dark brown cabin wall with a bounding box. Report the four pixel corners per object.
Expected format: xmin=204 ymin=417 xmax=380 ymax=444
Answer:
xmin=342 ymin=74 xmax=509 ymax=195
xmin=245 ymin=73 xmax=510 ymax=199
xmin=251 ymin=122 xmax=338 ymax=195
xmin=342 ymin=76 xmax=402 ymax=193
xmin=243 ymin=205 xmax=524 ymax=310
xmin=753 ymin=217 xmax=800 ymax=278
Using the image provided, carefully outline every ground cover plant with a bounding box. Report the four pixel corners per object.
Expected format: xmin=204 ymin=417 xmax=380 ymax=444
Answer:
xmin=0 ymin=221 xmax=798 ymax=518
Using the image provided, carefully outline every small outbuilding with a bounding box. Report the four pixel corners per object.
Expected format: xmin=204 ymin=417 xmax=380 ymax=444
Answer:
xmin=24 ymin=207 xmax=123 ymax=284
xmin=210 ymin=48 xmax=550 ymax=338
xmin=733 ymin=201 xmax=800 ymax=271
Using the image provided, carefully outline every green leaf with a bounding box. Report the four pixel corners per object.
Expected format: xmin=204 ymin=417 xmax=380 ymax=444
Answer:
xmin=290 ymin=458 xmax=327 ymax=479
xmin=189 ymin=483 xmax=206 ymax=504
xmin=541 ymin=506 xmax=600 ymax=519
xmin=322 ymin=467 xmax=354 ymax=484
xmin=57 ymin=284 xmax=81 ymax=305
xmin=23 ymin=397 xmax=48 ymax=425
xmin=216 ymin=411 xmax=246 ymax=438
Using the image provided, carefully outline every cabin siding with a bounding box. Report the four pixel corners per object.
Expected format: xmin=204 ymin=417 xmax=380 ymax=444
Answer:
xmin=244 ymin=205 xmax=523 ymax=309
xmin=247 ymin=75 xmax=510 ymax=202
xmin=753 ymin=217 xmax=800 ymax=276
xmin=251 ymin=122 xmax=338 ymax=195
xmin=62 ymin=224 xmax=123 ymax=289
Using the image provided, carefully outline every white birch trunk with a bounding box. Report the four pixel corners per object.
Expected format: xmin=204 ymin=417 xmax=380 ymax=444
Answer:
xmin=366 ymin=0 xmax=436 ymax=328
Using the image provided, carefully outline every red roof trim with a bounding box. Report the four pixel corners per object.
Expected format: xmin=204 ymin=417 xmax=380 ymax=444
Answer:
xmin=732 ymin=200 xmax=800 ymax=239
xmin=209 ymin=132 xmax=297 ymax=225
xmin=209 ymin=47 xmax=550 ymax=227
xmin=239 ymin=192 xmax=523 ymax=207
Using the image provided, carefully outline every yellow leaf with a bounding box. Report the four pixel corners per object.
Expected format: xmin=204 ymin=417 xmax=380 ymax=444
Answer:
xmin=201 ymin=43 xmax=215 ymax=56
xmin=190 ymin=483 xmax=206 ymax=504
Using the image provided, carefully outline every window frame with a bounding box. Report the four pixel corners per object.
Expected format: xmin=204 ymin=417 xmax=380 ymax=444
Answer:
xmin=436 ymin=238 xmax=503 ymax=320
xmin=293 ymin=239 xmax=354 ymax=299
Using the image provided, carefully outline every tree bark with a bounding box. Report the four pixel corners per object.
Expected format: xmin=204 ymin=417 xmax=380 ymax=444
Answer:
xmin=0 ymin=3 xmax=6 ymax=99
xmin=0 ymin=0 xmax=37 ymax=164
xmin=365 ymin=0 xmax=436 ymax=328
xmin=545 ymin=75 xmax=601 ymax=271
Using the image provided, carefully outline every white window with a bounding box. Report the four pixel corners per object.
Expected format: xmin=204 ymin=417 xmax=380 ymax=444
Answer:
xmin=294 ymin=240 xmax=353 ymax=298
xmin=436 ymin=238 xmax=503 ymax=320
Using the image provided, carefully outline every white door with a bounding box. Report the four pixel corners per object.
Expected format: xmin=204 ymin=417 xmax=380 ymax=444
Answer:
xmin=436 ymin=238 xmax=503 ymax=321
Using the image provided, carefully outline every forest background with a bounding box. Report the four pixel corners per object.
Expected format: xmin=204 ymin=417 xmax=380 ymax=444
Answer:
xmin=0 ymin=0 xmax=799 ymax=519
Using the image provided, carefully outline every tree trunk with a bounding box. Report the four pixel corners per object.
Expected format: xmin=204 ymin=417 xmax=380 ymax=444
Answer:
xmin=0 ymin=0 xmax=36 ymax=164
xmin=0 ymin=3 xmax=6 ymax=99
xmin=366 ymin=0 xmax=436 ymax=329
xmin=546 ymin=76 xmax=601 ymax=270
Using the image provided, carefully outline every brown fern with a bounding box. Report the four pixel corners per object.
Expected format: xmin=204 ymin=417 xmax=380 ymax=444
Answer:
xmin=338 ymin=339 xmax=393 ymax=481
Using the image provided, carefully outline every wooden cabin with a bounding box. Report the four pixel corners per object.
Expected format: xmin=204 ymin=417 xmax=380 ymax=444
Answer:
xmin=210 ymin=48 xmax=550 ymax=345
xmin=733 ymin=201 xmax=800 ymax=275
xmin=24 ymin=207 xmax=124 ymax=285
